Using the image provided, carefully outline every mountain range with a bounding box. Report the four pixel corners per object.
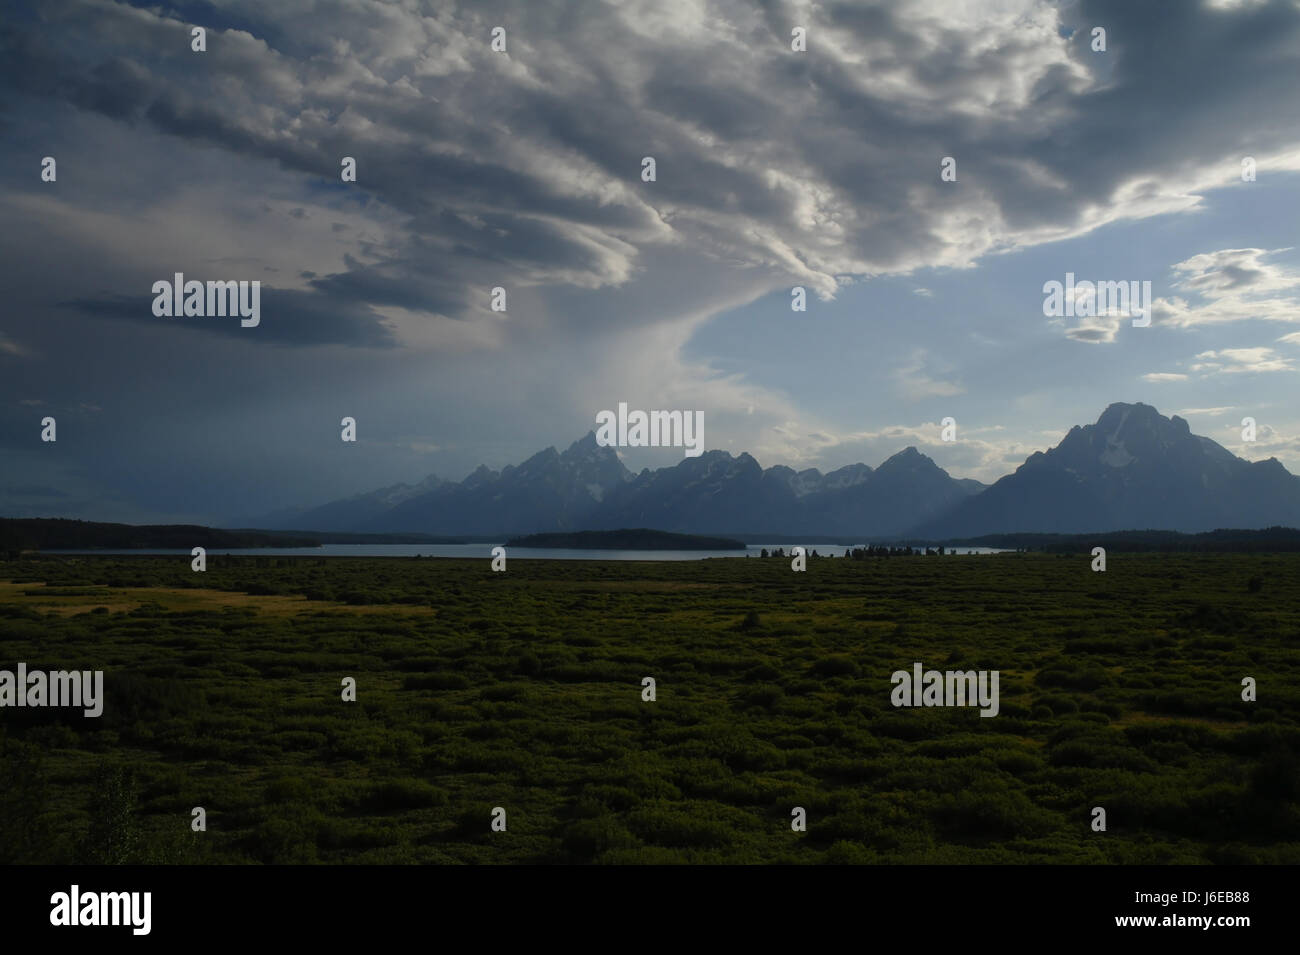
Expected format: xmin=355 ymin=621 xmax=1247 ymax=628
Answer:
xmin=250 ymin=403 xmax=1300 ymax=538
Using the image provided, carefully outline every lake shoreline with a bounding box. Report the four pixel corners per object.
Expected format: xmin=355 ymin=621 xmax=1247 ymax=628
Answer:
xmin=36 ymin=543 xmax=1011 ymax=561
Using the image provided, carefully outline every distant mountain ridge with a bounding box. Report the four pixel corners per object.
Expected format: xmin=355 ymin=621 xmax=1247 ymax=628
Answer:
xmin=253 ymin=403 xmax=1300 ymax=537
xmin=259 ymin=432 xmax=981 ymax=537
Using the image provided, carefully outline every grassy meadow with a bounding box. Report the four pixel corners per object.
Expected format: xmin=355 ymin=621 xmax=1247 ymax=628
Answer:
xmin=1 ymin=551 xmax=1297 ymax=864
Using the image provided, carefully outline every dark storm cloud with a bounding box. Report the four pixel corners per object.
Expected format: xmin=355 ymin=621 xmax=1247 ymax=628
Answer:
xmin=63 ymin=288 xmax=398 ymax=347
xmin=307 ymin=259 xmax=471 ymax=317
xmin=11 ymin=0 xmax=1300 ymax=311
xmin=5 ymin=485 xmax=70 ymax=498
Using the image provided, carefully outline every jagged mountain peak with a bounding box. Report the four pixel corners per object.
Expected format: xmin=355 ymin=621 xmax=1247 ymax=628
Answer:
xmin=1052 ymin=403 xmax=1189 ymax=468
xmin=823 ymin=462 xmax=873 ymax=486
xmin=563 ymin=431 xmax=602 ymax=455
xmin=877 ymin=445 xmax=938 ymax=472
xmin=1097 ymin=400 xmax=1159 ymax=423
xmin=461 ymin=464 xmax=500 ymax=489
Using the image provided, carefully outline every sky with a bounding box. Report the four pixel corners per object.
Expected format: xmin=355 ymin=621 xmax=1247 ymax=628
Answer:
xmin=2 ymin=0 xmax=1299 ymax=525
